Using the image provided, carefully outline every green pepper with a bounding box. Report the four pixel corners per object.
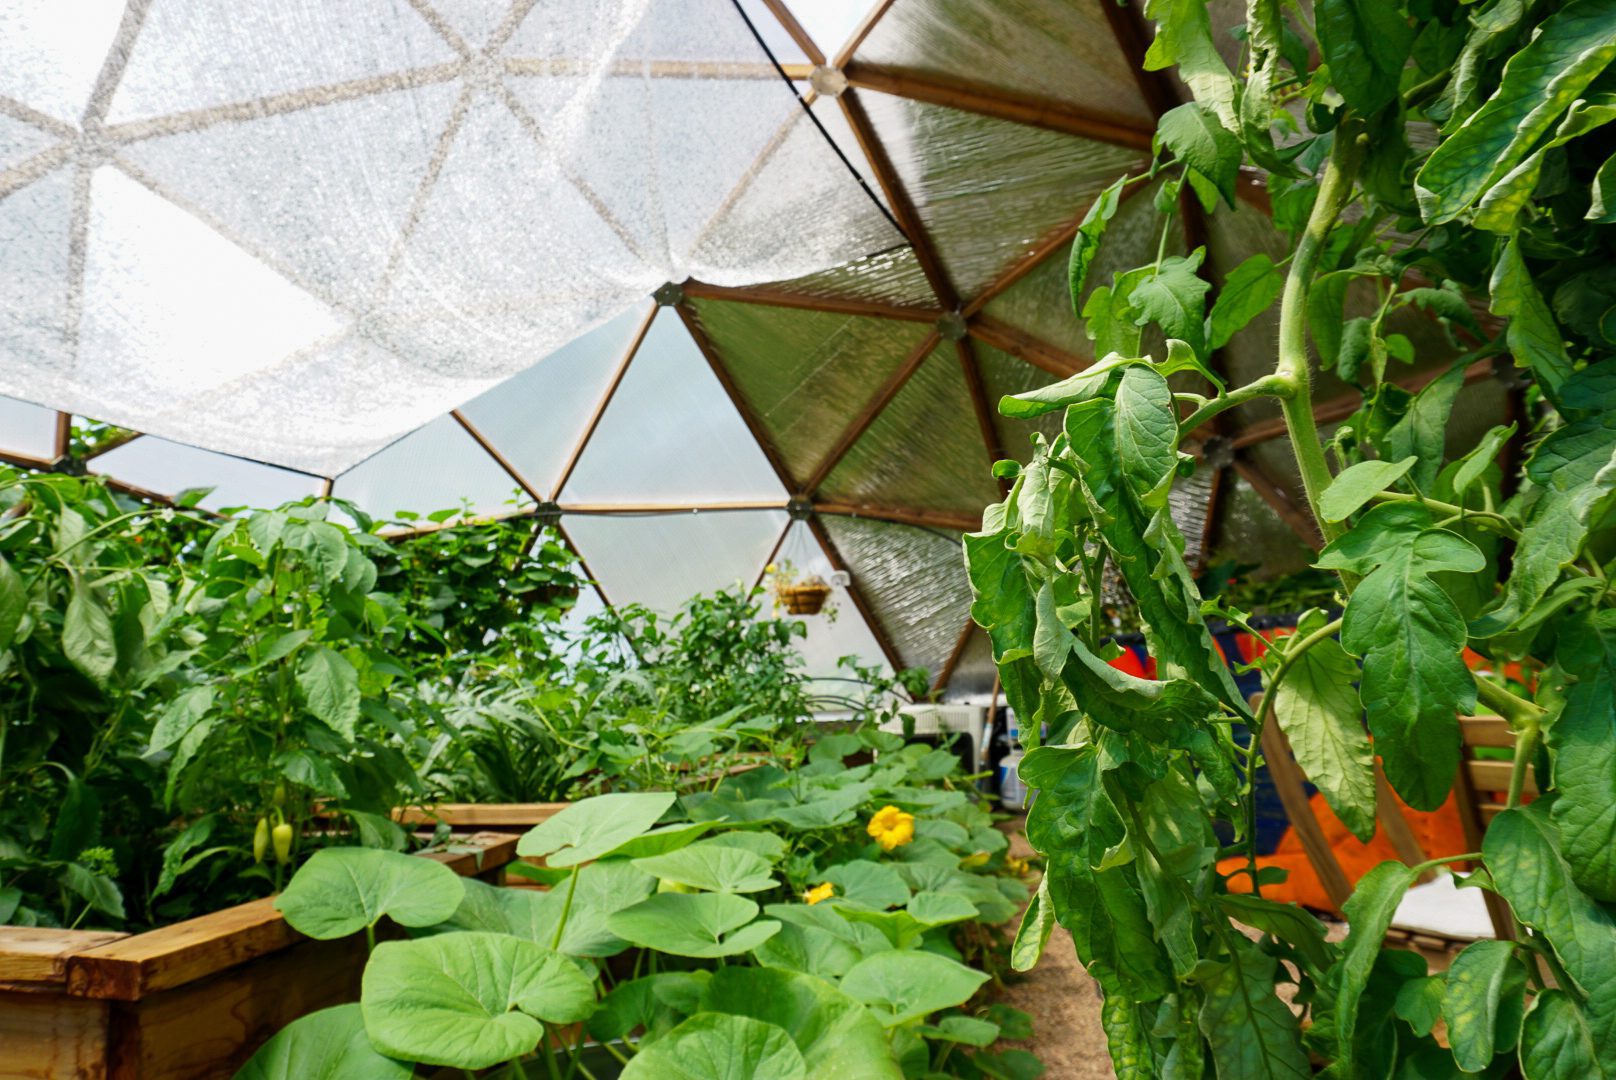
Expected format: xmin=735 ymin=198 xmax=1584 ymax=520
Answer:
xmin=272 ymin=822 xmax=294 ymax=864
xmin=253 ymin=817 xmax=270 ymax=864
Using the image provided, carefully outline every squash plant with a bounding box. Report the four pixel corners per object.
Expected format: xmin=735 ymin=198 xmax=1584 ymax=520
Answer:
xmin=967 ymin=0 xmax=1616 ymax=1076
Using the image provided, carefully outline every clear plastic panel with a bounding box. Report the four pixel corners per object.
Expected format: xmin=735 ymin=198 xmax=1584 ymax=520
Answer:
xmin=854 ymin=0 xmax=1156 ymax=129
xmin=560 ymin=308 xmax=787 ymax=504
xmin=0 ymin=395 xmax=58 ymax=460
xmin=686 ymin=299 xmax=927 ymax=485
xmin=0 ymin=166 xmax=73 ymax=377
xmin=819 ymin=344 xmax=1001 ymax=517
xmin=791 ymin=0 xmax=881 ymax=62
xmin=819 ymin=514 xmax=971 ymax=681
xmin=563 ymin=507 xmax=788 ymax=614
xmin=90 ymin=435 xmax=322 ymax=511
xmin=0 ymin=0 xmax=127 ymax=125
xmin=458 ymin=303 xmax=649 ymax=498
xmin=332 ymin=413 xmax=526 ymax=523
xmin=752 ymin=243 xmax=934 ymax=310
xmin=772 ymin=520 xmax=892 ymax=683
xmin=858 ymin=93 xmax=1146 ymax=300
xmin=943 ymin=625 xmax=996 ymax=702
xmin=0 ymin=112 xmax=59 ymax=173
xmin=106 ymin=0 xmax=459 ymax=126
xmin=118 ymin=81 xmax=463 ymax=310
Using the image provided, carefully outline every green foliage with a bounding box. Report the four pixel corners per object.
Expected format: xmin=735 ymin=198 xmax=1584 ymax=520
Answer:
xmin=274 ymin=848 xmax=464 ymax=940
xmin=964 ymin=0 xmax=1616 ymax=1074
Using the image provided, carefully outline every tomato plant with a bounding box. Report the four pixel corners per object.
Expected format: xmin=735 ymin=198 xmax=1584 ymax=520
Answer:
xmin=967 ymin=1 xmax=1616 ymax=1075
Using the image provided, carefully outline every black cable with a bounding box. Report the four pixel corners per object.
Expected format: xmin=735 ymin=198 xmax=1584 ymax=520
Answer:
xmin=726 ymin=0 xmax=908 ymax=241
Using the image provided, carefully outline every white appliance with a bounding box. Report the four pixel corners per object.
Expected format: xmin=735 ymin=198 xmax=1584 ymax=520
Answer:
xmin=881 ymin=704 xmax=987 ymax=770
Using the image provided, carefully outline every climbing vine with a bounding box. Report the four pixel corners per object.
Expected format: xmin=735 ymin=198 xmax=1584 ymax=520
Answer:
xmin=968 ymin=1 xmax=1616 ymax=1075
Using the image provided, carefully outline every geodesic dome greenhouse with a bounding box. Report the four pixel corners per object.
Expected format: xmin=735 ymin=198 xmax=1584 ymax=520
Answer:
xmin=0 ymin=0 xmax=1508 ymax=695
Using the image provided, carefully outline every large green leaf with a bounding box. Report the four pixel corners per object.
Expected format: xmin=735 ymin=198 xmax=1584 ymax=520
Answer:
xmin=275 ymin=848 xmax=464 ymax=939
xmin=620 ymin=1013 xmax=807 ymax=1080
xmin=1068 ymin=174 xmax=1127 ymax=316
xmin=1215 ymin=894 xmax=1335 ymax=974
xmin=1441 ymin=939 xmax=1526 ymax=1072
xmin=1196 ymin=943 xmax=1311 ymax=1079
xmin=1129 ymin=255 xmax=1212 ymax=359
xmin=1330 ymin=861 xmax=1418 ymax=1077
xmin=1415 ymin=0 xmax=1616 ymax=222
xmin=436 ymin=863 xmax=655 ymax=957
xmin=517 ymin=792 xmax=676 ymax=867
xmin=1385 ymin=362 xmax=1467 ymax=493
xmin=607 ymin=891 xmax=780 ymax=957
xmin=233 ymin=1004 xmax=410 ymax=1080
xmin=1010 ymin=877 xmax=1055 ymax=972
xmin=588 ymin=972 xmax=707 ymax=1044
xmin=1269 ymin=610 xmax=1376 ymax=841
xmin=296 ymin=646 xmax=359 ymax=740
xmin=702 ymin=966 xmax=901 ymax=1078
xmin=821 ymin=860 xmax=909 ymax=910
xmin=633 ymin=841 xmax=777 ymax=894
xmin=1519 ymin=989 xmax=1616 ymax=1080
xmin=147 ymin=686 xmax=215 ymax=753
xmin=1207 ymin=253 xmax=1285 ymax=349
xmin=839 ymin=949 xmax=990 ymax=1027
xmin=1155 ymin=103 xmax=1242 ymax=205
xmin=63 ymin=581 xmax=117 ymax=683
xmin=1319 ymin=504 xmax=1483 ymax=809
xmin=1549 ymin=609 xmax=1616 ymax=900
xmin=360 ymin=932 xmax=596 ymax=1069
xmin=1140 ymin=0 xmax=1238 ymax=127
xmin=0 ymin=552 xmax=25 ymax=652
xmin=1316 ymin=0 xmax=1414 ymax=114
xmin=1488 ymin=236 xmax=1575 ymax=398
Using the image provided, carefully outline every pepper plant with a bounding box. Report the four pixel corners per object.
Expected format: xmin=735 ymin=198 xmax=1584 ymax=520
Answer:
xmin=968 ymin=1 xmax=1616 ymax=1075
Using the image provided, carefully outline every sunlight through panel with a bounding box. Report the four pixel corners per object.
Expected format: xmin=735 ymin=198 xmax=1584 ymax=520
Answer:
xmin=0 ymin=396 xmax=57 ymax=460
xmin=332 ymin=414 xmax=526 ymax=524
xmin=90 ymin=436 xmax=322 ymax=512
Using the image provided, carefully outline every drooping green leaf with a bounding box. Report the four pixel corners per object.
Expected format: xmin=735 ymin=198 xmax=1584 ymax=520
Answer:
xmin=1590 ymin=149 xmax=1616 ymax=223
xmin=1141 ymin=0 xmax=1238 ymax=128
xmin=275 ymin=848 xmax=464 ymax=940
xmin=1393 ymin=975 xmax=1446 ymax=1038
xmin=296 ymin=646 xmax=360 ymax=740
xmin=1441 ymin=939 xmax=1527 ymax=1071
xmin=1068 ymin=174 xmax=1128 ymax=315
xmin=361 ymin=932 xmax=596 ymax=1069
xmin=1489 ymin=233 xmax=1574 ymax=399
xmin=1451 ymin=424 xmax=1515 ymax=499
xmin=1208 ymin=253 xmax=1285 ymax=349
xmin=633 ymin=842 xmax=777 ymax=894
xmin=1385 ymin=361 xmax=1467 ymax=493
xmin=1549 ymin=609 xmax=1616 ymax=900
xmin=1269 ymin=610 xmax=1377 ymax=841
xmin=998 ymin=353 xmax=1139 ymax=420
xmin=1197 ymin=942 xmax=1311 ymax=1079
xmin=147 ymin=686 xmax=215 ymax=753
xmin=607 ymin=891 xmax=780 ymax=958
xmin=1415 ymin=0 xmax=1616 ymax=222
xmin=701 ymin=965 xmax=902 ymax=1078
xmin=1215 ymin=894 xmax=1335 ymax=974
xmin=517 ymin=791 xmax=676 ymax=867
xmin=839 ymin=949 xmax=991 ymax=1027
xmin=1331 ymin=861 xmax=1418 ymax=1077
xmin=437 ymin=863 xmax=655 ymax=957
xmin=1318 ymin=458 xmax=1417 ymax=523
xmin=63 ymin=581 xmax=117 ymax=683
xmin=0 ymin=552 xmax=24 ymax=652
xmin=1011 ymin=877 xmax=1056 ymax=972
xmin=619 ymin=1013 xmax=808 ymax=1080
xmin=1519 ymin=989 xmax=1616 ymax=1080
xmin=1156 ymin=103 xmax=1242 ymax=205
xmin=1316 ymin=0 xmax=1415 ymax=114
xmin=1130 ymin=253 xmax=1213 ymax=357
xmin=921 ymin=1015 xmax=1001 ymax=1047
xmin=234 ymin=1003 xmax=410 ymax=1080
xmin=1319 ymin=504 xmax=1483 ymax=809
xmin=587 ymin=971 xmax=707 ymax=1044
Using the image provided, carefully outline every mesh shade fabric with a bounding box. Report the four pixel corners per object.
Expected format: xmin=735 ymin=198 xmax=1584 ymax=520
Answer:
xmin=0 ymin=0 xmax=899 ymax=476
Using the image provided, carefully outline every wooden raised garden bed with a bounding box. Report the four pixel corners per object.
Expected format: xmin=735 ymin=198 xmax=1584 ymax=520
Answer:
xmin=0 ymin=832 xmax=518 ymax=1080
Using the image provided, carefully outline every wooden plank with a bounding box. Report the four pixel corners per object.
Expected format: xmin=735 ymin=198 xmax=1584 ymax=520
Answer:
xmin=551 ymin=303 xmax=655 ymax=499
xmin=1452 ymin=755 xmax=1515 ymax=940
xmin=0 ymin=929 xmax=127 ymax=986
xmin=0 ymin=990 xmax=109 ymax=1078
xmin=396 ymin=803 xmax=569 ymax=828
xmin=812 ymin=501 xmax=980 ymax=532
xmin=1468 ymin=759 xmax=1530 ymax=795
xmin=807 ymin=513 xmax=905 ymax=672
xmin=759 ymin=0 xmax=825 ymax=65
xmin=1259 ymin=712 xmax=1353 ymax=913
xmin=680 ymin=279 xmax=940 ymax=323
xmin=965 ymin=315 xmax=1088 ymax=378
xmin=66 ymin=834 xmax=518 ymax=1001
xmin=804 ymin=330 xmax=941 ymax=494
xmin=1460 ymin=715 xmax=1513 ymax=748
xmin=1232 ymin=456 xmax=1323 ymax=550
xmin=831 ymin=0 xmax=899 ymax=68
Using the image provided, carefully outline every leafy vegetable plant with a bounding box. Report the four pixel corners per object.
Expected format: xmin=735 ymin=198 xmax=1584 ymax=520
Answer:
xmin=967 ymin=1 xmax=1616 ymax=1075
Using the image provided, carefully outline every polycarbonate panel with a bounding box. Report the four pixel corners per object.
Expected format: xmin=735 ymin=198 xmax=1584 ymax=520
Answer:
xmin=858 ymin=94 xmax=1146 ymax=299
xmin=0 ymin=395 xmax=57 ymax=459
xmin=752 ymin=244 xmax=935 ymax=310
xmin=855 ymin=0 xmax=1157 ymax=129
xmin=980 ymin=247 xmax=1089 ymax=358
xmin=820 ymin=514 xmax=971 ymax=681
xmin=1207 ymin=471 xmax=1314 ymax=581
xmin=0 ymin=1 xmax=126 ymax=125
xmin=561 ymin=309 xmax=786 ymax=504
xmin=0 ymin=113 xmax=59 ymax=173
xmin=975 ymin=343 xmax=1062 ymax=462
xmin=459 ymin=305 xmax=648 ymax=497
xmin=944 ymin=624 xmax=996 ymax=702
xmin=91 ymin=436 xmax=322 ymax=512
xmin=105 ymin=2 xmax=458 ymax=125
xmin=118 ymin=82 xmax=463 ymax=310
xmin=333 ymin=414 xmax=525 ymax=523
xmin=819 ymin=345 xmax=1001 ymax=517
xmin=0 ymin=166 xmax=72 ymax=375
xmin=785 ymin=0 xmax=877 ymax=60
xmin=563 ymin=508 xmax=788 ymax=614
xmin=771 ymin=520 xmax=892 ymax=681
xmin=687 ymin=300 xmax=926 ymax=484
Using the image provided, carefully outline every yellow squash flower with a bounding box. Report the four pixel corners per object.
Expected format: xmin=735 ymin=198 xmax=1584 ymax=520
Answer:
xmin=1006 ymin=855 xmax=1030 ymax=876
xmin=805 ymin=882 xmax=835 ymax=905
xmin=867 ymin=805 xmax=916 ymax=851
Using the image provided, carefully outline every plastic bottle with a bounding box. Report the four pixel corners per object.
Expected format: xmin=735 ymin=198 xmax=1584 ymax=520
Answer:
xmin=997 ymin=715 xmax=1028 ymax=811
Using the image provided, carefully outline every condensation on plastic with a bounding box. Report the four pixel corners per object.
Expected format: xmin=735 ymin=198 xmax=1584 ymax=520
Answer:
xmin=562 ymin=507 xmax=787 ymax=615
xmin=685 ymin=299 xmax=929 ymax=484
xmin=854 ymin=0 xmax=1157 ymax=131
xmin=856 ymin=93 xmax=1147 ymax=300
xmin=559 ymin=307 xmax=787 ymax=504
xmin=0 ymin=0 xmax=900 ymax=476
xmin=974 ymin=342 xmax=1062 ymax=461
xmin=820 ymin=513 xmax=972 ymax=680
xmin=818 ymin=344 xmax=1002 ymax=516
xmin=90 ymin=435 xmax=322 ymax=512
xmin=0 ymin=394 xmax=58 ymax=460
xmin=458 ymin=305 xmax=649 ymax=499
xmin=332 ymin=413 xmax=526 ymax=523
xmin=980 ymin=247 xmax=1089 ymax=359
xmin=754 ymin=244 xmax=936 ymax=310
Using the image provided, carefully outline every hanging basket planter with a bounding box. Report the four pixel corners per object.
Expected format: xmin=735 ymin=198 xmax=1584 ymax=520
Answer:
xmin=776 ymin=579 xmax=833 ymax=615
